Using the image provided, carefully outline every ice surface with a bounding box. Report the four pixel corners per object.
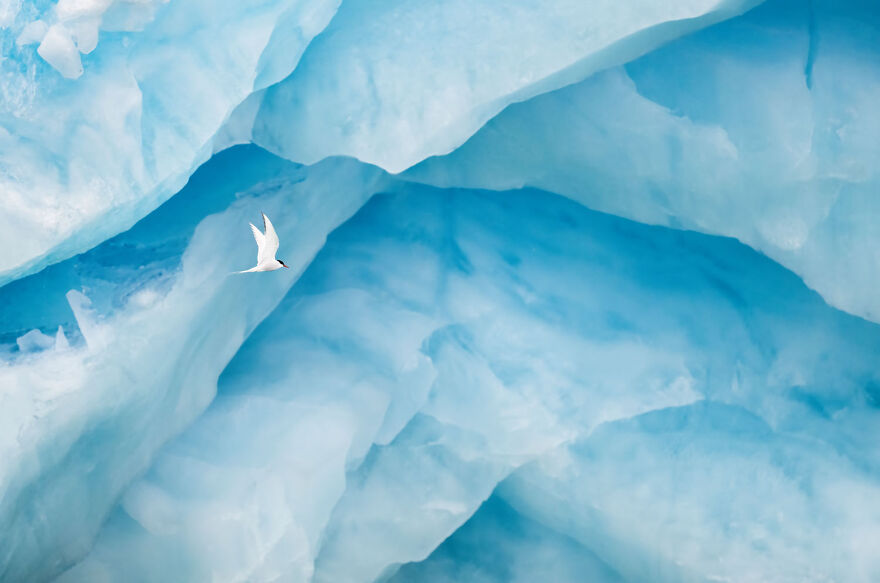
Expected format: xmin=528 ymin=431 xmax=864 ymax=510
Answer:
xmin=0 ymin=0 xmax=762 ymax=289
xmin=15 ymin=328 xmax=56 ymax=353
xmin=0 ymin=146 xmax=384 ymax=581
xmin=251 ymin=0 xmax=760 ymax=173
xmin=0 ymin=0 xmax=340 ymax=285
xmin=407 ymin=0 xmax=880 ymax=322
xmin=2 ymin=0 xmax=880 ymax=581
xmin=0 ymin=0 xmax=760 ymax=288
xmin=60 ymin=179 xmax=880 ymax=582
xmin=499 ymin=400 xmax=880 ymax=583
xmin=36 ymin=23 xmax=82 ymax=79
xmin=390 ymin=495 xmax=624 ymax=583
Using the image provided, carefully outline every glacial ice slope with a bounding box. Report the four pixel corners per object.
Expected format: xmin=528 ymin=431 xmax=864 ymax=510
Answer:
xmin=0 ymin=146 xmax=385 ymax=582
xmin=407 ymin=0 xmax=880 ymax=322
xmin=251 ymin=0 xmax=761 ymax=173
xmin=0 ymin=0 xmax=340 ymax=286
xmin=63 ymin=182 xmax=880 ymax=582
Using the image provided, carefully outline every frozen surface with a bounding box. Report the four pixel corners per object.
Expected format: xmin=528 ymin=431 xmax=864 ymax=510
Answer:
xmin=0 ymin=0 xmax=760 ymax=287
xmin=60 ymin=181 xmax=880 ymax=582
xmin=2 ymin=0 xmax=880 ymax=581
xmin=389 ymin=495 xmax=624 ymax=583
xmin=0 ymin=146 xmax=384 ymax=581
xmin=0 ymin=0 xmax=339 ymax=285
xmin=499 ymin=400 xmax=880 ymax=583
xmin=252 ymin=0 xmax=760 ymax=173
xmin=407 ymin=0 xmax=880 ymax=322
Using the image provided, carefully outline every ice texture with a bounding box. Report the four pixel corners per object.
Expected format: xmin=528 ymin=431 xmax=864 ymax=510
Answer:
xmin=389 ymin=495 xmax=624 ymax=583
xmin=497 ymin=401 xmax=880 ymax=583
xmin=59 ymin=179 xmax=880 ymax=582
xmin=251 ymin=0 xmax=761 ymax=173
xmin=407 ymin=0 xmax=880 ymax=322
xmin=0 ymin=0 xmax=761 ymax=288
xmin=0 ymin=0 xmax=340 ymax=285
xmin=0 ymin=146 xmax=384 ymax=581
xmin=1 ymin=0 xmax=880 ymax=581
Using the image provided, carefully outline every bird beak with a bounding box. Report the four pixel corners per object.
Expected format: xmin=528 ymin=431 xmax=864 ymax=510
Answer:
xmin=283 ymin=264 xmax=289 ymax=268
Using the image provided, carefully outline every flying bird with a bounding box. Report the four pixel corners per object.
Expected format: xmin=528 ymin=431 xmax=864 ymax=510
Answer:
xmin=237 ymin=212 xmax=289 ymax=273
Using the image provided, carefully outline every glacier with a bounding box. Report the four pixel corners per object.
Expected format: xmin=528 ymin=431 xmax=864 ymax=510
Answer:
xmin=0 ymin=0 xmax=879 ymax=581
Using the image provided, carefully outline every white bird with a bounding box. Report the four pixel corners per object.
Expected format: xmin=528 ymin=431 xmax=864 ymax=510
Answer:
xmin=237 ymin=212 xmax=289 ymax=273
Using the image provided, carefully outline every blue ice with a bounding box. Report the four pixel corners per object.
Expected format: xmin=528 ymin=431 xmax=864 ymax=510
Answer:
xmin=1 ymin=0 xmax=879 ymax=581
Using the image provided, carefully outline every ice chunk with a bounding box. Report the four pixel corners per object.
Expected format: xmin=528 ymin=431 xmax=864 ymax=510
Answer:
xmin=54 ymin=325 xmax=70 ymax=351
xmin=21 ymin=0 xmax=166 ymax=75
xmin=66 ymin=18 xmax=100 ymax=54
xmin=36 ymin=24 xmax=82 ymax=78
xmin=15 ymin=20 xmax=48 ymax=46
xmin=252 ymin=0 xmax=761 ymax=173
xmin=65 ymin=290 xmax=107 ymax=349
xmin=15 ymin=328 xmax=55 ymax=352
xmin=407 ymin=0 xmax=880 ymax=322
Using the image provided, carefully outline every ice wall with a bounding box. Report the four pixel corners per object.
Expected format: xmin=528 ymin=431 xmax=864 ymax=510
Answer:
xmin=0 ymin=0 xmax=761 ymax=288
xmin=251 ymin=0 xmax=761 ymax=173
xmin=498 ymin=400 xmax=880 ymax=583
xmin=0 ymin=0 xmax=340 ymax=286
xmin=60 ymin=180 xmax=880 ymax=582
xmin=406 ymin=0 xmax=880 ymax=322
xmin=1 ymin=0 xmax=879 ymax=581
xmin=0 ymin=146 xmax=385 ymax=581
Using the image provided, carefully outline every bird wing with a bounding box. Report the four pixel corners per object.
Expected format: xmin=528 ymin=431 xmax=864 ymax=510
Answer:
xmin=261 ymin=212 xmax=280 ymax=260
xmin=250 ymin=222 xmax=267 ymax=263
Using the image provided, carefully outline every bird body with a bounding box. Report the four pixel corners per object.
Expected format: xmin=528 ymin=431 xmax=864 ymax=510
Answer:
xmin=237 ymin=212 xmax=289 ymax=273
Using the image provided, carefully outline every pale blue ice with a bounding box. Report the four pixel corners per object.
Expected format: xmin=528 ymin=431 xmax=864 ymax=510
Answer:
xmin=0 ymin=0 xmax=879 ymax=581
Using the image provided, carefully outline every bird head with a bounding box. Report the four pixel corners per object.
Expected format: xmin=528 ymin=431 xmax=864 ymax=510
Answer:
xmin=278 ymin=259 xmax=289 ymax=268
